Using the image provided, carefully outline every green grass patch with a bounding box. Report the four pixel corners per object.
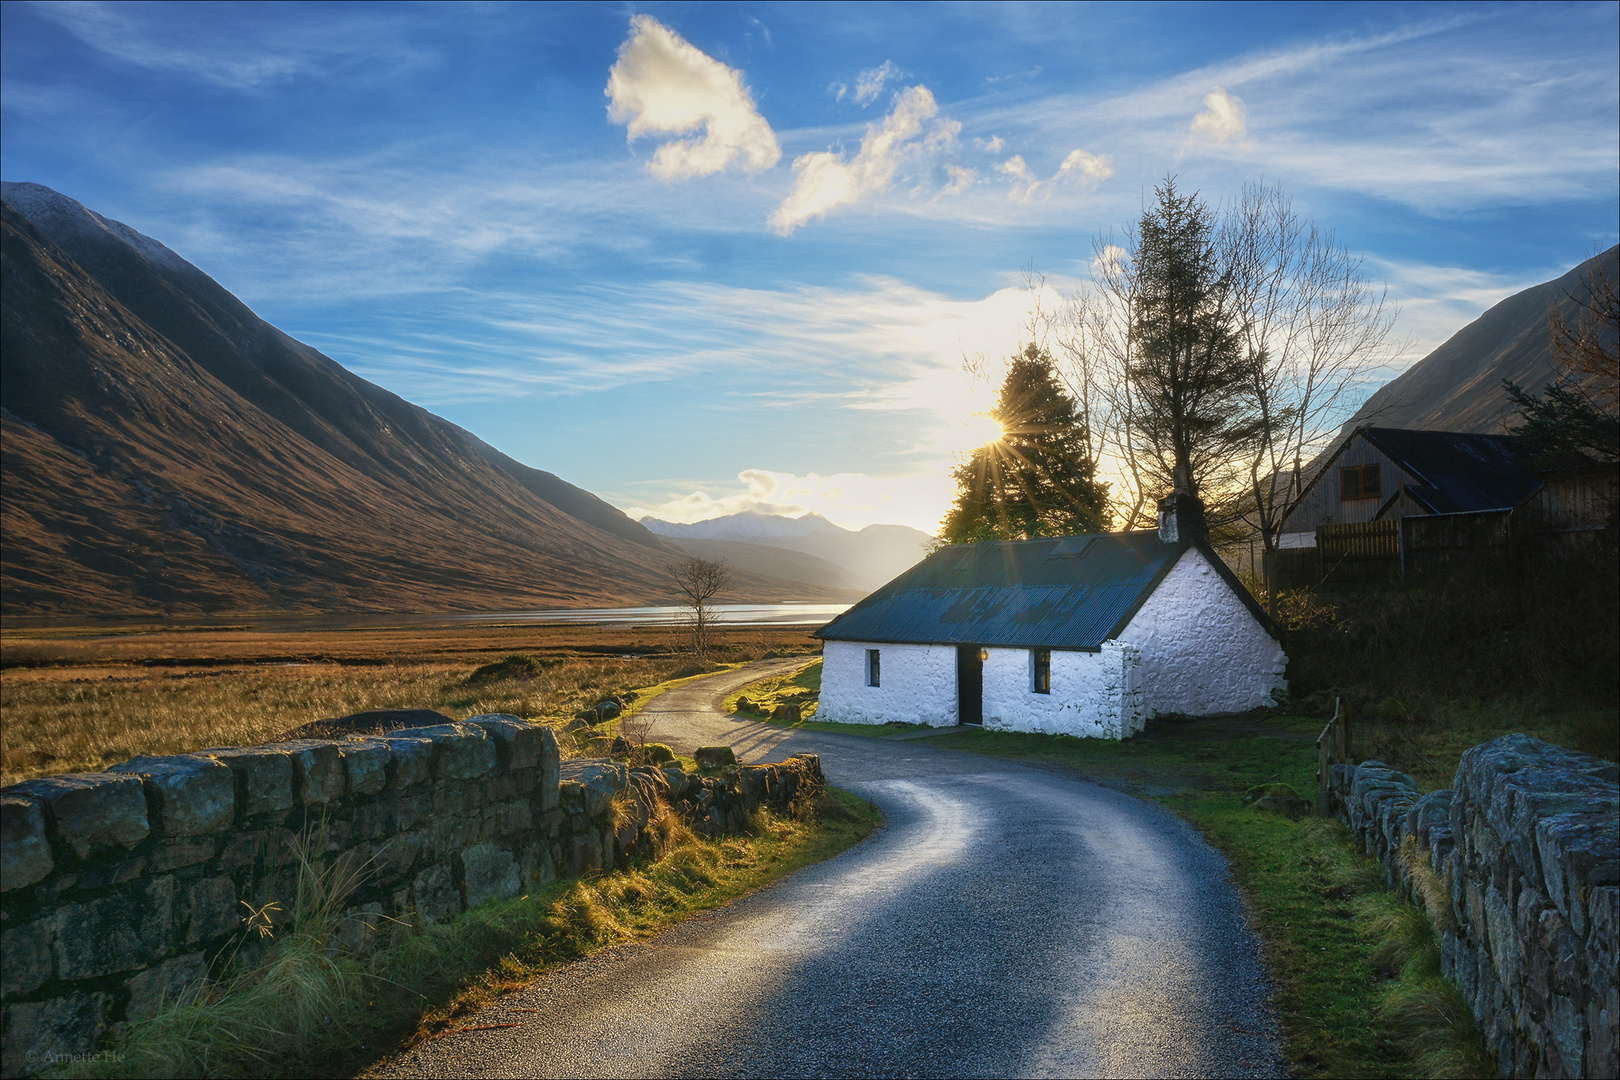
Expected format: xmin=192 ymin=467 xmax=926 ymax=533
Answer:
xmin=726 ymin=659 xmax=822 ymax=723
xmin=55 ymin=789 xmax=880 ymax=1080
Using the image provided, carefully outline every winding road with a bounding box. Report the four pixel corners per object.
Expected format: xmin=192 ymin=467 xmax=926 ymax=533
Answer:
xmin=373 ymin=659 xmax=1284 ymax=1079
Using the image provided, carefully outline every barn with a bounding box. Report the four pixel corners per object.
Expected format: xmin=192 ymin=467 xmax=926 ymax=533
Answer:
xmin=814 ymin=494 xmax=1287 ymax=738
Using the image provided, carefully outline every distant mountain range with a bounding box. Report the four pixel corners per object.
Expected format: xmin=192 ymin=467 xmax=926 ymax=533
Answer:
xmin=1349 ymin=246 xmax=1618 ymax=434
xmin=640 ymin=510 xmax=934 ymax=592
xmin=0 ymin=183 xmax=857 ymax=615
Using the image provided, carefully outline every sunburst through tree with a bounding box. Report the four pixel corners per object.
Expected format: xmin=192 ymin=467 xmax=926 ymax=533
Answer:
xmin=940 ymin=344 xmax=1109 ymax=543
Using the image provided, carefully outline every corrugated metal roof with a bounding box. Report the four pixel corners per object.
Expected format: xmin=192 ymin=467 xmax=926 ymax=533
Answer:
xmin=1359 ymin=428 xmax=1541 ymax=514
xmin=816 ymin=532 xmax=1188 ymax=650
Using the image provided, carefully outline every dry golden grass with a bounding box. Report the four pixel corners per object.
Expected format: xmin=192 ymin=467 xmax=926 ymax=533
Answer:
xmin=0 ymin=623 xmax=818 ymax=785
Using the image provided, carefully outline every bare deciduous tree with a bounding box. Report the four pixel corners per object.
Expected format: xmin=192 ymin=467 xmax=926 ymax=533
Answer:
xmin=668 ymin=556 xmax=731 ymax=660
xmin=1051 ymin=179 xmax=1400 ymax=608
xmin=1221 ymin=182 xmax=1401 ymax=608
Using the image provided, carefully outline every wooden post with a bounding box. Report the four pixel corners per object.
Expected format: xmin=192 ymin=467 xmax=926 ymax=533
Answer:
xmin=1315 ymin=695 xmax=1347 ymax=817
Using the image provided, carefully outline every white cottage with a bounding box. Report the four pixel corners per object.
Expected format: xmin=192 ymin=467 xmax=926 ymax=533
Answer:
xmin=815 ymin=495 xmax=1287 ymax=738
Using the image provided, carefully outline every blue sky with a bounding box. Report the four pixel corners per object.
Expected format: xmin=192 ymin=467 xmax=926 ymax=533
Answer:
xmin=3 ymin=1 xmax=1616 ymax=533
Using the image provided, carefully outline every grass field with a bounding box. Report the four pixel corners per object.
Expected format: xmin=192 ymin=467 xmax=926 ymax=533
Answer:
xmin=0 ymin=623 xmax=819 ymax=784
xmin=4 ymin=623 xmax=872 ymax=1079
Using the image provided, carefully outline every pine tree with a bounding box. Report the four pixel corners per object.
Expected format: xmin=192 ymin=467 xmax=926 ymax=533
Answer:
xmin=1127 ymin=178 xmax=1263 ymax=499
xmin=940 ymin=344 xmax=1109 ymax=543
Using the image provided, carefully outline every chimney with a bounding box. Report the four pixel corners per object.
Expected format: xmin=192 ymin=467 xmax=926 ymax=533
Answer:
xmin=1157 ymin=467 xmax=1206 ymax=543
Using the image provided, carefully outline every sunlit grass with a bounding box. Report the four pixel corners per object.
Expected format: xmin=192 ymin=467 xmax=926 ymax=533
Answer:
xmin=0 ymin=636 xmax=811 ymax=784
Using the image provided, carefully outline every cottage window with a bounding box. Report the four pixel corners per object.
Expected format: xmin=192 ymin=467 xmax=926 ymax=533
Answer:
xmin=866 ymin=649 xmax=881 ymax=687
xmin=1032 ymin=648 xmax=1051 ymax=694
xmin=1340 ymin=463 xmax=1381 ymax=501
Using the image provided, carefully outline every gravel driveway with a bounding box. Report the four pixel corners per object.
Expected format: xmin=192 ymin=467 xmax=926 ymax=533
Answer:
xmin=370 ymin=658 xmax=1284 ymax=1079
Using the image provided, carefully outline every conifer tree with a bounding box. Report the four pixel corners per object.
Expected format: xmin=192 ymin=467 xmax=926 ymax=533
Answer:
xmin=940 ymin=344 xmax=1109 ymax=543
xmin=1126 ymin=178 xmax=1263 ymax=500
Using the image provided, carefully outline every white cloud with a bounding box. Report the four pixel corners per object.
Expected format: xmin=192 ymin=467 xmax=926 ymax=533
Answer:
xmin=605 ymin=15 xmax=781 ymax=180
xmin=978 ymin=135 xmax=1006 ymax=154
xmin=1056 ymin=148 xmax=1113 ymax=189
xmin=995 ymin=149 xmax=1111 ymax=201
xmin=1091 ymin=244 xmax=1128 ymax=279
xmin=769 ymin=85 xmax=959 ymax=234
xmin=944 ymin=165 xmax=978 ymax=195
xmin=853 ymin=60 xmax=901 ymax=105
xmin=997 ymin=154 xmax=1040 ymax=200
xmin=1188 ymin=86 xmax=1249 ymax=144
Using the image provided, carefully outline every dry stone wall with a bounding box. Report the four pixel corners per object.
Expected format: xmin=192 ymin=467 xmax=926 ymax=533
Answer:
xmin=0 ymin=718 xmax=824 ymax=1076
xmin=1328 ymin=734 xmax=1618 ymax=1078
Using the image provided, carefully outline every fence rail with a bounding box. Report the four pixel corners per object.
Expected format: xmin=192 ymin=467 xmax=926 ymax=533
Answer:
xmin=1315 ymin=695 xmax=1352 ymax=817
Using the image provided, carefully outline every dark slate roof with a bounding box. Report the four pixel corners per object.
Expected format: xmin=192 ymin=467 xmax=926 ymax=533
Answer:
xmin=1359 ymin=428 xmax=1541 ymax=515
xmin=817 ymin=531 xmax=1278 ymax=650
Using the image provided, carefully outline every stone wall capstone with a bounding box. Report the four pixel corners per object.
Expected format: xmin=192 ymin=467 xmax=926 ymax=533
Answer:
xmin=0 ymin=717 xmax=825 ymax=1076
xmin=1328 ymin=734 xmax=1618 ymax=1079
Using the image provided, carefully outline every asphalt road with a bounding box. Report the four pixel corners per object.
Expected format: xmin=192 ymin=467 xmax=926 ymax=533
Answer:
xmin=371 ymin=659 xmax=1284 ymax=1079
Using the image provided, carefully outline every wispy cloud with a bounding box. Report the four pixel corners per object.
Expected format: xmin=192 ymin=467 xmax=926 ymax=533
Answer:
xmin=606 ymin=14 xmax=780 ymax=180
xmin=770 ymin=86 xmax=960 ymax=233
xmin=853 ymin=60 xmax=900 ymax=106
xmin=962 ymin=15 xmax=1617 ymax=213
xmin=28 ymin=0 xmax=421 ymax=88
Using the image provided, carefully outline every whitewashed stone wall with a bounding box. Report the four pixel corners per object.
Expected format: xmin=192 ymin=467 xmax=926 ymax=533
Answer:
xmin=1120 ymin=547 xmax=1287 ymax=716
xmin=818 ymin=640 xmax=958 ymax=727
xmin=981 ymin=642 xmax=1145 ymax=739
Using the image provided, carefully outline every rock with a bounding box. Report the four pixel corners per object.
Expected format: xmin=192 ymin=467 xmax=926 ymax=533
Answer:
xmin=337 ymin=739 xmax=392 ymax=797
xmin=466 ymin=715 xmax=554 ymax=771
xmin=201 ymin=747 xmax=296 ymax=818
xmin=107 ymin=754 xmax=236 ymax=836
xmin=460 ymin=842 xmax=521 ymax=909
xmin=771 ymin=703 xmax=802 ymax=722
xmin=54 ymin=875 xmax=175 ymax=979
xmin=695 ymin=746 xmax=737 ymax=771
xmin=594 ymin=699 xmax=623 ymax=720
xmin=1248 ymin=794 xmax=1311 ymax=820
xmin=276 ymin=708 xmax=451 ymax=742
xmin=412 ymin=863 xmax=462 ymax=924
xmin=388 ymin=724 xmax=498 ymax=781
xmin=373 ymin=735 xmax=434 ymax=789
xmin=8 ymin=773 xmax=150 ymax=860
xmin=736 ymin=695 xmax=754 ymax=713
xmin=2 ymin=992 xmax=110 ymax=1078
xmin=559 ymin=761 xmax=629 ymax=817
xmin=125 ymin=953 xmax=207 ymax=1022
xmin=1 ymin=795 xmax=53 ymax=890
xmin=1 ymin=917 xmax=53 ymax=996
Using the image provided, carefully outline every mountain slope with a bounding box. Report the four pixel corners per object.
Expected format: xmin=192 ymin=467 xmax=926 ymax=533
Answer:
xmin=654 ymin=535 xmax=862 ymax=594
xmin=640 ymin=510 xmax=932 ymax=590
xmin=1349 ymin=246 xmax=1618 ymax=433
xmin=0 ymin=184 xmax=838 ymax=615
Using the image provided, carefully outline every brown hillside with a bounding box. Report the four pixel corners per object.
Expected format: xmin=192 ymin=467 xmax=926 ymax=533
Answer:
xmin=0 ymin=187 xmax=849 ymax=615
xmin=1350 ymin=246 xmax=1618 ymax=433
